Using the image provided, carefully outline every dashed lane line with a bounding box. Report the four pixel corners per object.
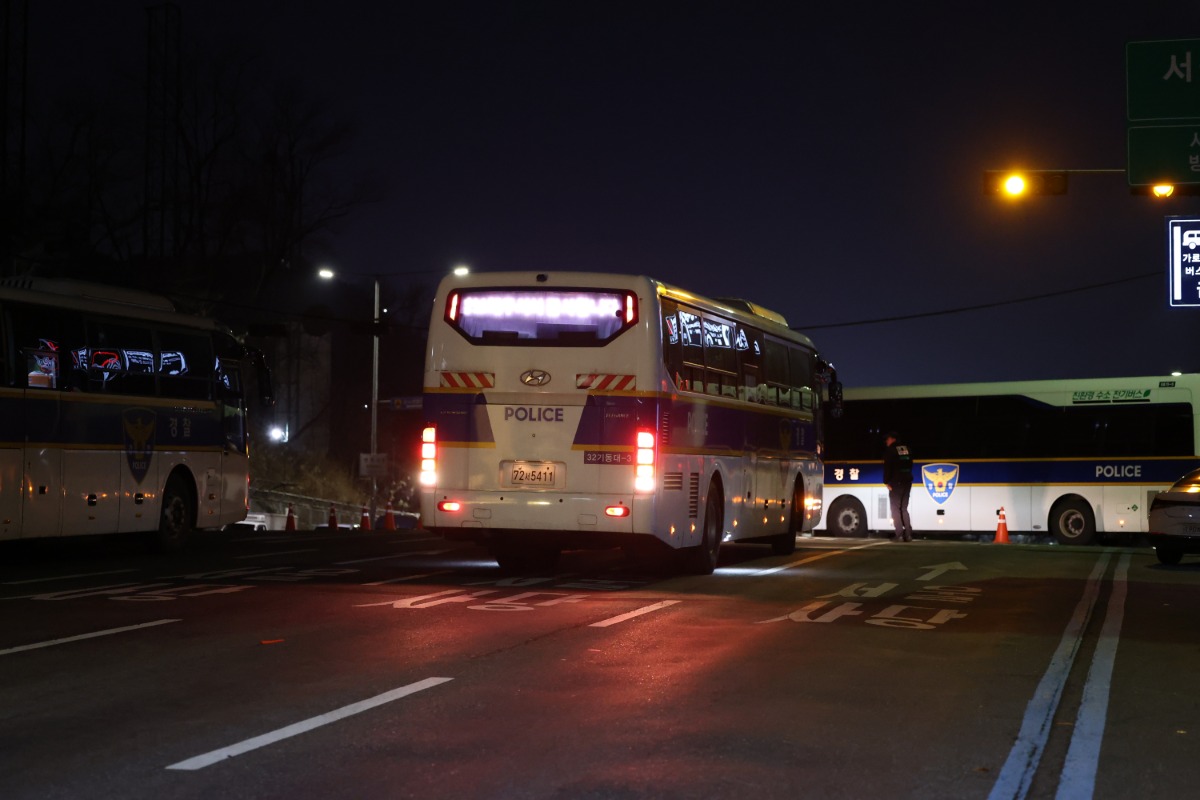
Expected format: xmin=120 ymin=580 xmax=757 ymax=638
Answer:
xmin=749 ymin=540 xmax=890 ymax=576
xmin=0 ymin=618 xmax=181 ymax=656
xmin=590 ymin=600 xmax=681 ymax=628
xmin=165 ymin=677 xmax=454 ymax=770
xmin=2 ymin=569 xmax=139 ymax=585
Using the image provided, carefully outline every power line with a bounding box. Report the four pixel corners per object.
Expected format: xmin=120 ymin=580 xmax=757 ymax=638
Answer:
xmin=796 ymin=271 xmax=1160 ymax=331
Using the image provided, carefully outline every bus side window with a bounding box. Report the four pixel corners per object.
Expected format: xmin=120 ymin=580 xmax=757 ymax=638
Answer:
xmin=763 ymin=338 xmax=789 ymax=408
xmin=159 ymin=329 xmax=214 ymax=400
xmin=8 ymin=304 xmax=81 ymax=390
xmin=660 ymin=299 xmax=685 ymax=391
xmin=702 ymin=315 xmax=736 ymax=398
xmin=737 ymin=326 xmax=763 ymax=403
xmin=677 ymin=304 xmax=704 ymax=393
xmin=25 ymin=347 xmax=59 ymax=389
xmin=86 ymin=320 xmax=157 ymax=395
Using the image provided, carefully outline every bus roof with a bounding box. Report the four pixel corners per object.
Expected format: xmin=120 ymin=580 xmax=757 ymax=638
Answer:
xmin=0 ymin=277 xmax=221 ymax=331
xmin=844 ymin=374 xmax=1198 ymax=401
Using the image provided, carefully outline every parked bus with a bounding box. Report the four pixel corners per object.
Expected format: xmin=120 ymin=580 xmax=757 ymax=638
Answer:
xmin=418 ymin=271 xmax=841 ymax=573
xmin=0 ymin=277 xmax=273 ymax=550
xmin=818 ymin=375 xmax=1200 ymax=544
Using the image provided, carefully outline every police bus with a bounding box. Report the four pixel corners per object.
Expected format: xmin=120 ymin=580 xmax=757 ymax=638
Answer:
xmin=0 ymin=277 xmax=272 ymax=550
xmin=418 ymin=271 xmax=841 ymax=573
xmin=818 ymin=375 xmax=1200 ymax=544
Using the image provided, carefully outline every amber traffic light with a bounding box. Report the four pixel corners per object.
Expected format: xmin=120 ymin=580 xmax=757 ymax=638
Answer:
xmin=983 ymin=170 xmax=1069 ymax=196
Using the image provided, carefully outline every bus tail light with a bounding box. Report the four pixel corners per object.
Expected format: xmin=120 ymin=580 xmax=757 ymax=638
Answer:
xmin=635 ymin=428 xmax=655 ymax=492
xmin=625 ymin=293 xmax=638 ymax=325
xmin=438 ymin=500 xmax=462 ymax=512
xmin=605 ymin=504 xmax=630 ymax=517
xmin=419 ymin=426 xmax=437 ymax=486
xmin=445 ymin=291 xmax=460 ymax=323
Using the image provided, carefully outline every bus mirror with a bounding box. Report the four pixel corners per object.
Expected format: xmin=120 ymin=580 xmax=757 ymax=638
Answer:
xmin=828 ymin=381 xmax=844 ymax=418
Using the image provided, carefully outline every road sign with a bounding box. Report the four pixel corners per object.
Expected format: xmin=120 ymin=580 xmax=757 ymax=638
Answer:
xmin=1127 ymin=124 xmax=1200 ymax=184
xmin=1167 ymin=217 xmax=1200 ymax=307
xmin=1127 ymin=39 xmax=1200 ymax=185
xmin=359 ymin=452 xmax=389 ymax=478
xmin=1127 ymin=39 xmax=1200 ymax=121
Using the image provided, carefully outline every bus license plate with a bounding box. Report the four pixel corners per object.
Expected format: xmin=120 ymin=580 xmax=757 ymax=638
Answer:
xmin=509 ymin=462 xmax=558 ymax=487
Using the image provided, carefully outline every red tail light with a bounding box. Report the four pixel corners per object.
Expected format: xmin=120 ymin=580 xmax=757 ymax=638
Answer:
xmin=635 ymin=427 xmax=655 ymax=492
xmin=419 ymin=426 xmax=437 ymax=486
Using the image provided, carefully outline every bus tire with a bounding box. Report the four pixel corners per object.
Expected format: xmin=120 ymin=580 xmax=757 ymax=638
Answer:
xmin=827 ymin=496 xmax=866 ymax=538
xmin=684 ymin=482 xmax=723 ymax=574
xmin=1049 ymin=498 xmax=1096 ymax=546
xmin=155 ymin=474 xmax=195 ymax=553
xmin=1155 ymin=544 xmax=1183 ymax=566
xmin=772 ymin=481 xmax=804 ymax=555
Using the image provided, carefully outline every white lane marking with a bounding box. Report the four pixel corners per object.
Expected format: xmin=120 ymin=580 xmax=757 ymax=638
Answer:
xmin=0 ymin=618 xmax=181 ymax=656
xmin=362 ymin=571 xmax=453 ymax=586
xmin=988 ymin=552 xmax=1112 ymax=800
xmin=336 ymin=550 xmax=451 ymax=565
xmin=165 ymin=677 xmax=454 ymax=770
xmin=2 ymin=569 xmax=139 ymax=585
xmin=1056 ymin=552 xmax=1131 ymax=799
xmin=751 ymin=540 xmax=889 ymax=576
xmin=233 ymin=549 xmax=319 ymax=560
xmin=590 ymin=600 xmax=680 ymax=628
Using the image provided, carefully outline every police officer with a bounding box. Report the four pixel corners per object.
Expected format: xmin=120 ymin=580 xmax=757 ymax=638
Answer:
xmin=883 ymin=431 xmax=914 ymax=541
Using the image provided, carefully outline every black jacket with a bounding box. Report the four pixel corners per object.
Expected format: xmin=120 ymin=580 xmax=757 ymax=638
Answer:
xmin=883 ymin=441 xmax=914 ymax=489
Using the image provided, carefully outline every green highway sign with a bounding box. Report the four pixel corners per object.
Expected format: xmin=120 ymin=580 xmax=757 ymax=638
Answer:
xmin=1127 ymin=39 xmax=1200 ymax=185
xmin=1127 ymin=39 xmax=1200 ymax=121
xmin=1127 ymin=124 xmax=1200 ymax=185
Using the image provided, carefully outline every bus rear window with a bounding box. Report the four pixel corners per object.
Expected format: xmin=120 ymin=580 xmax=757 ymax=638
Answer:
xmin=445 ymin=288 xmax=637 ymax=346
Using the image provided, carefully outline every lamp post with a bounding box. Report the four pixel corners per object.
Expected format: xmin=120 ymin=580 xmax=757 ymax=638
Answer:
xmin=318 ymin=267 xmax=382 ymax=520
xmin=370 ymin=275 xmax=380 ymax=518
xmin=318 ymin=263 xmax=469 ymax=522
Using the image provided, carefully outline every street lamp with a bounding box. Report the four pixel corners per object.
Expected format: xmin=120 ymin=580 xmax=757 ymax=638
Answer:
xmin=318 ymin=267 xmax=382 ymax=518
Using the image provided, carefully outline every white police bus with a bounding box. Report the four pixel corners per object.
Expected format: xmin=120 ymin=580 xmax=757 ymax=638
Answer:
xmin=818 ymin=375 xmax=1199 ymax=544
xmin=0 ymin=277 xmax=272 ymax=550
xmin=418 ymin=271 xmax=841 ymax=573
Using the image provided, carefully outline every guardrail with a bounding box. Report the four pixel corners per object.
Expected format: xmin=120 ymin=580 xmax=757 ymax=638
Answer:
xmin=247 ymin=488 xmax=420 ymax=531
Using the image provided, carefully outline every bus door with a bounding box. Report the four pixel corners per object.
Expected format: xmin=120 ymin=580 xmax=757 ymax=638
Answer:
xmin=21 ymin=343 xmax=66 ymax=537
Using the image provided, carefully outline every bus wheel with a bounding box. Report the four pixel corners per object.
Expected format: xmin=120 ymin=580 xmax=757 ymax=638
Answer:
xmin=684 ymin=483 xmax=723 ymax=574
xmin=1155 ymin=544 xmax=1184 ymax=565
xmin=772 ymin=482 xmax=803 ymax=555
xmin=1050 ymin=499 xmax=1095 ymax=546
xmin=155 ymin=475 xmax=195 ymax=553
xmin=827 ymin=496 xmax=866 ymax=538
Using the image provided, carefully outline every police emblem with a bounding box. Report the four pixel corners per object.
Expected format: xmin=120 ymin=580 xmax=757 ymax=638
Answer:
xmin=922 ymin=463 xmax=959 ymax=505
xmin=123 ymin=408 xmax=157 ymax=485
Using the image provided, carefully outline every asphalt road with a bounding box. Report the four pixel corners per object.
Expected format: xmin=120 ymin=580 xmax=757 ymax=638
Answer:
xmin=2 ymin=530 xmax=1197 ymax=799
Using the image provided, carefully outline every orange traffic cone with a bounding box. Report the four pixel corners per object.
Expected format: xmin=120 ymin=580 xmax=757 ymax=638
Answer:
xmin=383 ymin=500 xmax=397 ymax=531
xmin=360 ymin=505 xmax=372 ymax=530
xmin=285 ymin=504 xmax=296 ymax=532
xmin=328 ymin=504 xmax=338 ymax=530
xmin=994 ymin=507 xmax=1010 ymax=544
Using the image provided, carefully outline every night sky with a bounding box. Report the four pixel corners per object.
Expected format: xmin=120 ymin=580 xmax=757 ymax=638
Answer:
xmin=35 ymin=1 xmax=1200 ymax=386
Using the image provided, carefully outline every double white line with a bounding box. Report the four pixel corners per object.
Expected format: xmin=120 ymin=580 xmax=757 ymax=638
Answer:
xmin=989 ymin=551 xmax=1131 ymax=800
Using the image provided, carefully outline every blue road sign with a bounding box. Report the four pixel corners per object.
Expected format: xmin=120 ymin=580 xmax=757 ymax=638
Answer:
xmin=1168 ymin=217 xmax=1200 ymax=307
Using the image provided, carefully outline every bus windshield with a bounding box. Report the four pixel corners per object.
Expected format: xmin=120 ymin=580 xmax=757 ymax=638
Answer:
xmin=445 ymin=287 xmax=637 ymax=346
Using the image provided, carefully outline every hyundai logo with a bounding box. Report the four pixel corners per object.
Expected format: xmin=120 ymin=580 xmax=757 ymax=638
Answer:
xmin=520 ymin=369 xmax=551 ymax=387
